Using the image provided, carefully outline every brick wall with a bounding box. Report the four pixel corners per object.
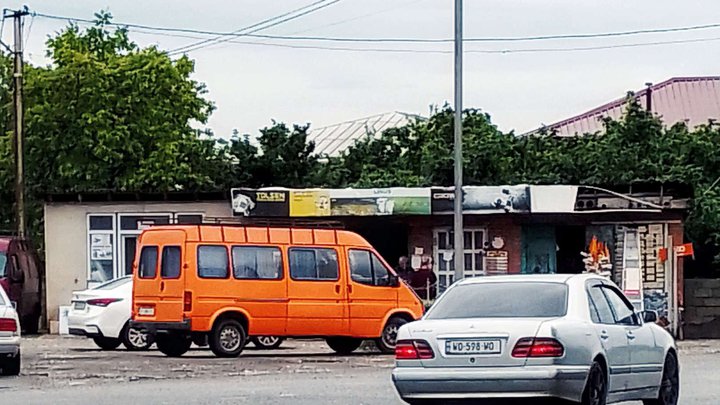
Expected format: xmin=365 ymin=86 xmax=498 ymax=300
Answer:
xmin=406 ymin=215 xmax=522 ymax=274
xmin=684 ymin=279 xmax=720 ymax=339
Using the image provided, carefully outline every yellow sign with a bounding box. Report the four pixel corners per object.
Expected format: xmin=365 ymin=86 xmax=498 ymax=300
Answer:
xmin=256 ymin=192 xmax=286 ymax=202
xmin=290 ymin=190 xmax=331 ymax=216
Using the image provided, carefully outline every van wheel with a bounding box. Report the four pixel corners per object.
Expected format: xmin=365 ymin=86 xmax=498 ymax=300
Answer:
xmin=156 ymin=333 xmax=192 ymax=357
xmin=326 ymin=337 xmax=363 ymax=355
xmin=251 ymin=336 xmax=284 ymax=350
xmin=121 ymin=323 xmax=153 ymax=351
xmin=93 ymin=336 xmax=122 ymax=350
xmin=209 ymin=319 xmax=247 ymax=358
xmin=376 ymin=317 xmax=409 ymax=354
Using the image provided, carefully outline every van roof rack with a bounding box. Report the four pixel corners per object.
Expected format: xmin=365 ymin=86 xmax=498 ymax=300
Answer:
xmin=201 ymin=217 xmax=346 ymax=229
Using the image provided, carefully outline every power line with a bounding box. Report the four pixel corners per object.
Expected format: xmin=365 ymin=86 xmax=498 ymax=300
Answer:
xmin=167 ymin=0 xmax=344 ymax=55
xmin=130 ymin=27 xmax=720 ymax=55
xmin=166 ymin=0 xmax=330 ymax=54
xmin=31 ymin=11 xmax=720 ymax=44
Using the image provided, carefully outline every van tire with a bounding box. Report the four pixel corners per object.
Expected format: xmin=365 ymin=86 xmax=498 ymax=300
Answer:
xmin=0 ymin=352 xmax=20 ymax=376
xmin=326 ymin=337 xmax=363 ymax=355
xmin=209 ymin=319 xmax=247 ymax=358
xmin=93 ymin=336 xmax=122 ymax=350
xmin=251 ymin=336 xmax=284 ymax=350
xmin=156 ymin=333 xmax=192 ymax=357
xmin=121 ymin=322 xmax=153 ymax=351
xmin=376 ymin=317 xmax=409 ymax=354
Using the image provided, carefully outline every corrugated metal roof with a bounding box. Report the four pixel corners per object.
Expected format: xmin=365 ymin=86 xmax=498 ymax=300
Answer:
xmin=308 ymin=111 xmax=424 ymax=157
xmin=534 ymin=76 xmax=720 ymax=136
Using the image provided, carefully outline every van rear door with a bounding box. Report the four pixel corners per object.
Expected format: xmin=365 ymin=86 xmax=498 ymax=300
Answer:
xmin=133 ymin=230 xmax=187 ymax=323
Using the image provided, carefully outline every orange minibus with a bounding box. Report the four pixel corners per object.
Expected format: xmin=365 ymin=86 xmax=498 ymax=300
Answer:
xmin=131 ymin=225 xmax=424 ymax=358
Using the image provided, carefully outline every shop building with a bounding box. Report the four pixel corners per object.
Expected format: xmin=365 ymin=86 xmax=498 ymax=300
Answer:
xmin=43 ymin=185 xmax=689 ymax=335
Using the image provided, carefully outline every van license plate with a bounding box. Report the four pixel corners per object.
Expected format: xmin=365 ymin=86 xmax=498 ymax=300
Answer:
xmin=138 ymin=307 xmax=155 ymax=316
xmin=446 ymin=339 xmax=501 ymax=355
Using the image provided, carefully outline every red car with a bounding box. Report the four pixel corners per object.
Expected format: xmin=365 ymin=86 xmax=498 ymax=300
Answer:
xmin=0 ymin=236 xmax=41 ymax=334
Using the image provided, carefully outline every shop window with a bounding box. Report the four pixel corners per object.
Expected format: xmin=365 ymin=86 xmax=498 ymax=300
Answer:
xmin=434 ymin=228 xmax=486 ymax=292
xmin=88 ymin=214 xmax=115 ymax=283
xmin=289 ymin=248 xmax=339 ymax=281
xmin=120 ymin=215 xmax=171 ymax=230
xmin=176 ymin=214 xmax=203 ymax=225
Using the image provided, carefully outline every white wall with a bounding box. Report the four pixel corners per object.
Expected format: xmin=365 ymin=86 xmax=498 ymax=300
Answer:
xmin=43 ymin=201 xmax=231 ymax=333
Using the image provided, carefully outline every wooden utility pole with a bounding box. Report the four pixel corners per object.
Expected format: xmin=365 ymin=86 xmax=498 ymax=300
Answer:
xmin=7 ymin=8 xmax=29 ymax=237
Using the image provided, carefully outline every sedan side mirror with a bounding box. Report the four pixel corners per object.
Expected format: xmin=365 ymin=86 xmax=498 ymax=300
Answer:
xmin=641 ymin=310 xmax=658 ymax=324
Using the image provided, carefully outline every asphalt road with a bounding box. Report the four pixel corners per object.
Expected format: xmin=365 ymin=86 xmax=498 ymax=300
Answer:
xmin=0 ymin=337 xmax=718 ymax=404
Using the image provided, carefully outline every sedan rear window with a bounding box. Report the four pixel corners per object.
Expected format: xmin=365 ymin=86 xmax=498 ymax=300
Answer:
xmin=426 ymin=282 xmax=568 ymax=319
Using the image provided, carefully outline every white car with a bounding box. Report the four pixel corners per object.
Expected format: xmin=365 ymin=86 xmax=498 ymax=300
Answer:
xmin=0 ymin=286 xmax=21 ymax=376
xmin=68 ymin=276 xmax=151 ymax=350
xmin=393 ymin=274 xmax=678 ymax=405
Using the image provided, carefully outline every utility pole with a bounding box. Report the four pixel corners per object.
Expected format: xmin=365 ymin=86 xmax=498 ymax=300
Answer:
xmin=453 ymin=0 xmax=464 ymax=283
xmin=7 ymin=8 xmax=28 ymax=238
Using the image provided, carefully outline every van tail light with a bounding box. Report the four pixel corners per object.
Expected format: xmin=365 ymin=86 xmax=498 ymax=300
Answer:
xmin=183 ymin=291 xmax=192 ymax=312
xmin=395 ymin=340 xmax=434 ymax=360
xmin=0 ymin=318 xmax=18 ymax=333
xmin=87 ymin=298 xmax=123 ymax=307
xmin=512 ymin=337 xmax=564 ymax=358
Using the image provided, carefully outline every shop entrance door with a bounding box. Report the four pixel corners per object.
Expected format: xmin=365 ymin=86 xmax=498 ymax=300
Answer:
xmin=522 ymin=225 xmax=557 ymax=274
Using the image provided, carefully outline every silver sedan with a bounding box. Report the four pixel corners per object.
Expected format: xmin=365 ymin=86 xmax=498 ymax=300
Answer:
xmin=392 ymin=274 xmax=679 ymax=405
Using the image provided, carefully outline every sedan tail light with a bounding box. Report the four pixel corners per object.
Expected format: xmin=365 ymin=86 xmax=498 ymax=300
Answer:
xmin=0 ymin=318 xmax=18 ymax=332
xmin=512 ymin=337 xmax=564 ymax=358
xmin=395 ymin=339 xmax=435 ymax=360
xmin=87 ymin=298 xmax=123 ymax=307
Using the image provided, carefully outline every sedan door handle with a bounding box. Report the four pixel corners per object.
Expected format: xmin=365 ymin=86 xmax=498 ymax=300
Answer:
xmin=600 ymin=331 xmax=609 ymax=340
xmin=627 ymin=331 xmax=636 ymax=340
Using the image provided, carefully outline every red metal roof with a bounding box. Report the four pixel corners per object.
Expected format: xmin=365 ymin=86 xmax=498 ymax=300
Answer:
xmin=537 ymin=76 xmax=720 ymax=137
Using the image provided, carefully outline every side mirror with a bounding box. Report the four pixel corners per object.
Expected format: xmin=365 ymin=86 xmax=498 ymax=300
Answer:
xmin=10 ymin=301 xmax=17 ymax=310
xmin=641 ymin=310 xmax=658 ymax=324
xmin=389 ymin=274 xmax=400 ymax=287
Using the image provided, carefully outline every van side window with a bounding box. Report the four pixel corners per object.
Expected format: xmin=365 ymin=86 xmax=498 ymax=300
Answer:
xmin=349 ymin=250 xmax=391 ymax=287
xmin=289 ymin=248 xmax=338 ymax=281
xmin=161 ymin=246 xmax=182 ymax=279
xmin=232 ymin=246 xmax=283 ymax=280
xmin=139 ymin=246 xmax=158 ymax=279
xmin=197 ymin=246 xmax=229 ymax=279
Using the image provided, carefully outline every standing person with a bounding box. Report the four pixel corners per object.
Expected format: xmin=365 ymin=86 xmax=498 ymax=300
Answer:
xmin=410 ymin=256 xmax=437 ymax=301
xmin=394 ymin=256 xmax=412 ymax=282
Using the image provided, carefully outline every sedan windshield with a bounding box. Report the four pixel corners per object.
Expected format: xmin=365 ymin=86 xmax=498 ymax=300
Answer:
xmin=426 ymin=282 xmax=568 ymax=319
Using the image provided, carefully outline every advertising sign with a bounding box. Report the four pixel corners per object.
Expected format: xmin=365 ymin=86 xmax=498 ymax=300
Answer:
xmin=431 ymin=186 xmax=531 ymax=214
xmin=231 ymin=188 xmax=290 ymax=217
xmin=328 ymin=188 xmax=430 ymax=216
xmin=232 ymin=188 xmax=430 ymax=217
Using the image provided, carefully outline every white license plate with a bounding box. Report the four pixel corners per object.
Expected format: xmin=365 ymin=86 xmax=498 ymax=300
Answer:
xmin=138 ymin=307 xmax=155 ymax=316
xmin=445 ymin=339 xmax=502 ymax=355
xmin=73 ymin=302 xmax=86 ymax=310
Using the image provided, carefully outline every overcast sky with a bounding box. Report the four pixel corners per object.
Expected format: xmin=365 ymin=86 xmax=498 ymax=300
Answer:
xmin=3 ymin=1 xmax=720 ymax=138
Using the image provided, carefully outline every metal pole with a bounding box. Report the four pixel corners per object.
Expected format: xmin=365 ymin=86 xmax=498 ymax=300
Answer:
xmin=453 ymin=0 xmax=464 ymax=283
xmin=11 ymin=9 xmax=28 ymax=238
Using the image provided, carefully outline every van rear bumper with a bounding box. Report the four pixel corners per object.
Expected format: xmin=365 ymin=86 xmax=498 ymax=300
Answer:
xmin=130 ymin=320 xmax=191 ymax=334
